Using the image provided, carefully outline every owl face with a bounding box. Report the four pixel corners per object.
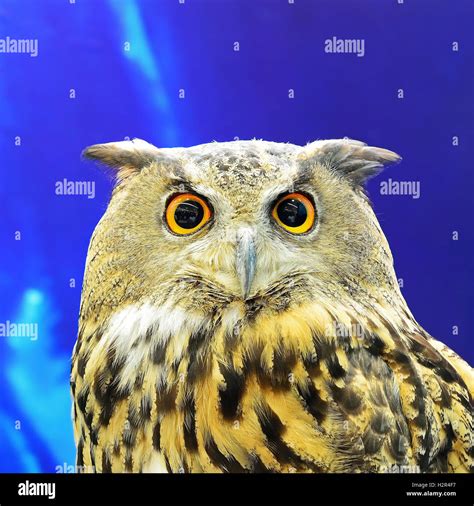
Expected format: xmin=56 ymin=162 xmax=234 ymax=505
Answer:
xmin=82 ymin=139 xmax=400 ymax=320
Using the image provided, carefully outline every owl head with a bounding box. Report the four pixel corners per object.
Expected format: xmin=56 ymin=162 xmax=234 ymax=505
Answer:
xmin=81 ymin=138 xmax=402 ymax=323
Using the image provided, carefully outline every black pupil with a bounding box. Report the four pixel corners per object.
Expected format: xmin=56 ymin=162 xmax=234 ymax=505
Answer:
xmin=277 ymin=198 xmax=307 ymax=227
xmin=174 ymin=200 xmax=204 ymax=229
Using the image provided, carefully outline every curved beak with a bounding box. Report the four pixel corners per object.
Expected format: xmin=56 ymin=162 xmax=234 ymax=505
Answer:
xmin=235 ymin=228 xmax=256 ymax=300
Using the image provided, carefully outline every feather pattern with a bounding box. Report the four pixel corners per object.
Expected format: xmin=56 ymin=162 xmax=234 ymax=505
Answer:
xmin=72 ymin=299 xmax=473 ymax=473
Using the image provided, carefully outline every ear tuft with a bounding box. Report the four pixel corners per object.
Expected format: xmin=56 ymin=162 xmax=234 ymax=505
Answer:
xmin=82 ymin=138 xmax=160 ymax=182
xmin=302 ymin=138 xmax=401 ymax=186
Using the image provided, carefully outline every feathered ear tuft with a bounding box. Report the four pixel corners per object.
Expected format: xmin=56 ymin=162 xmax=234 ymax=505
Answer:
xmin=82 ymin=138 xmax=160 ymax=183
xmin=302 ymin=138 xmax=401 ymax=187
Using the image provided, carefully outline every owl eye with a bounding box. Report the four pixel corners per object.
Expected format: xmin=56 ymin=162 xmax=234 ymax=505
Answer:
xmin=165 ymin=193 xmax=212 ymax=235
xmin=272 ymin=192 xmax=315 ymax=234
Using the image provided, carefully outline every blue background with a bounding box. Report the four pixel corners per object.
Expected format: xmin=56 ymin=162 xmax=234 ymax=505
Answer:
xmin=0 ymin=0 xmax=472 ymax=472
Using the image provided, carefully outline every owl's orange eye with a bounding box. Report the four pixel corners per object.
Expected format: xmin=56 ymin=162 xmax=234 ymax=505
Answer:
xmin=165 ymin=193 xmax=212 ymax=235
xmin=272 ymin=193 xmax=315 ymax=234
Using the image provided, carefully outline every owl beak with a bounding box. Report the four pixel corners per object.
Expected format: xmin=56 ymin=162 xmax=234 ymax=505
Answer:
xmin=236 ymin=228 xmax=256 ymax=300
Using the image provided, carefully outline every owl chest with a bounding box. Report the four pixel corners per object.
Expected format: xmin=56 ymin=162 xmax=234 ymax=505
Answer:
xmin=113 ymin=333 xmax=367 ymax=474
xmin=91 ymin=348 xmax=330 ymax=473
xmin=75 ymin=304 xmax=415 ymax=473
xmin=140 ymin=370 xmax=326 ymax=473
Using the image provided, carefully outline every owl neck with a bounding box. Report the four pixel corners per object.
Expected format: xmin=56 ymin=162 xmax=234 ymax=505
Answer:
xmin=73 ymin=294 xmax=421 ymax=472
xmin=86 ymin=289 xmax=417 ymax=375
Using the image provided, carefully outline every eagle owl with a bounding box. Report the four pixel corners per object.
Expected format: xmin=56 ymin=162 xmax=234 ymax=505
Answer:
xmin=71 ymin=138 xmax=473 ymax=473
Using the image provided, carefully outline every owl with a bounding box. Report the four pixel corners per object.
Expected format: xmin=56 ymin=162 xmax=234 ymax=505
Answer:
xmin=71 ymin=138 xmax=473 ymax=474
